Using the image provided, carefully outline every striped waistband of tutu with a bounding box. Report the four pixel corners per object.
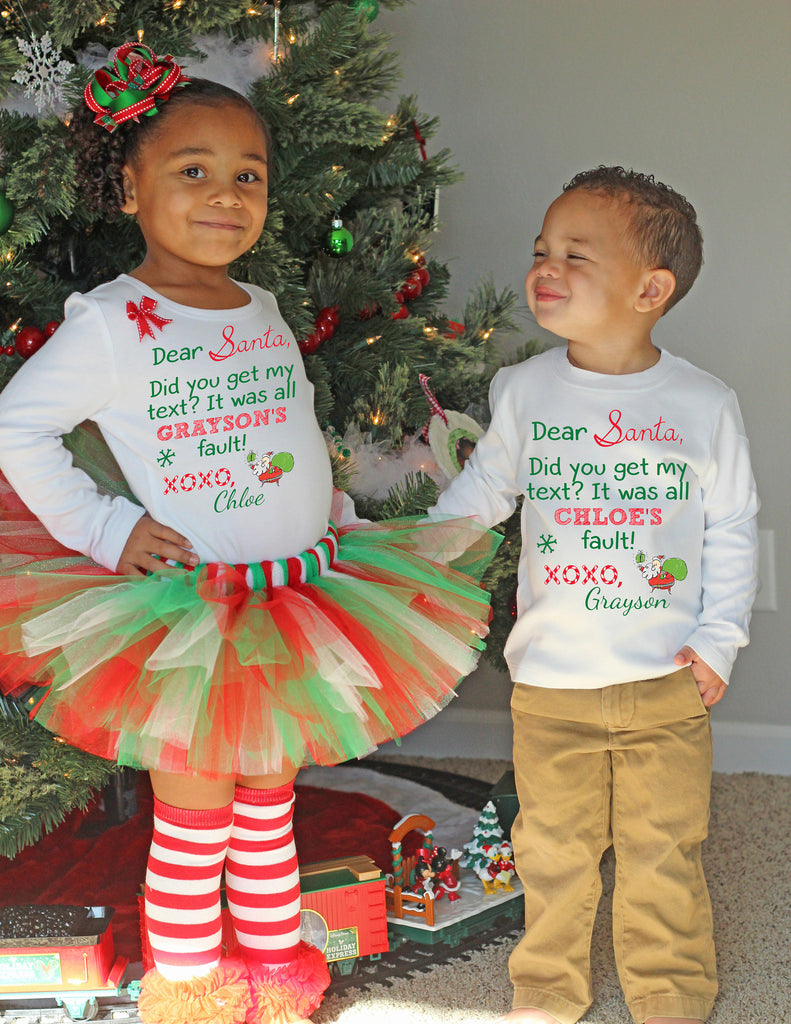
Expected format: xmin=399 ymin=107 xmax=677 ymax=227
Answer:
xmin=188 ymin=522 xmax=340 ymax=592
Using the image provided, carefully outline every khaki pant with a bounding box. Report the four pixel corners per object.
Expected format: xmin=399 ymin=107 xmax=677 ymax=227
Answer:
xmin=509 ymin=669 xmax=717 ymax=1024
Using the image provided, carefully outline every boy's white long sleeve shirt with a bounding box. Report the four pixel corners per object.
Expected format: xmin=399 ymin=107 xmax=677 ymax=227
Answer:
xmin=432 ymin=346 xmax=759 ymax=688
xmin=0 ymin=276 xmax=333 ymax=570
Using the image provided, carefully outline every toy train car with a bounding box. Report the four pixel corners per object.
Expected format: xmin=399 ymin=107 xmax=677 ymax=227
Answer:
xmin=0 ymin=906 xmax=129 ymax=1020
xmin=140 ymin=854 xmax=389 ymax=978
xmin=298 ymin=855 xmax=389 ymax=974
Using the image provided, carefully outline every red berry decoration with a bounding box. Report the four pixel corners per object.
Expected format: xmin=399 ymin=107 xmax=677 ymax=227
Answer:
xmin=415 ymin=266 xmax=431 ymax=288
xmin=314 ymin=318 xmax=335 ymax=342
xmin=44 ymin=320 xmax=60 ymax=337
xmin=391 ymin=303 xmax=409 ymax=320
xmin=15 ymin=325 xmax=47 ymax=359
xmin=298 ymin=332 xmax=321 ymax=356
xmin=358 ymin=302 xmax=379 ymax=320
xmin=318 ymin=305 xmax=341 ymax=328
xmin=299 ymin=304 xmax=342 ymax=354
xmin=3 ymin=345 xmax=14 ymax=356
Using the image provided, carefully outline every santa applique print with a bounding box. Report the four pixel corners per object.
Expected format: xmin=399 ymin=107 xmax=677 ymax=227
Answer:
xmin=635 ymin=551 xmax=688 ymax=594
xmin=247 ymin=450 xmax=295 ymax=486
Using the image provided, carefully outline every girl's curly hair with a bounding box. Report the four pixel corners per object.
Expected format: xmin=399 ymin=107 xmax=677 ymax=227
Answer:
xmin=69 ymin=78 xmax=271 ymax=221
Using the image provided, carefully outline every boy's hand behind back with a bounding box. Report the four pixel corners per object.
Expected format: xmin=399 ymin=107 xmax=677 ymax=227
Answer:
xmin=674 ymin=646 xmax=727 ymax=707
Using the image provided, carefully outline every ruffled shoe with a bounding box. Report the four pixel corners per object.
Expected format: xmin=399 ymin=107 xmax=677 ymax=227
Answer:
xmin=137 ymin=960 xmax=252 ymax=1024
xmin=245 ymin=942 xmax=331 ymax=1024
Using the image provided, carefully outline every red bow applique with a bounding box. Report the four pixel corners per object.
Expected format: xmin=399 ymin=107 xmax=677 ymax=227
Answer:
xmin=127 ymin=296 xmax=173 ymax=342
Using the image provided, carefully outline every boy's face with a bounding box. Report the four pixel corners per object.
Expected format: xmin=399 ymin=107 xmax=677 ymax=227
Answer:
xmin=526 ymin=190 xmax=651 ymax=346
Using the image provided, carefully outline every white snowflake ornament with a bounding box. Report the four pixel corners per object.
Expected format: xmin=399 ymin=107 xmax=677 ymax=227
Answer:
xmin=13 ymin=33 xmax=74 ymax=114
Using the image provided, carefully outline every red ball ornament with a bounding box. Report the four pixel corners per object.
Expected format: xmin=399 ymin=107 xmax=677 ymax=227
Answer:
xmin=44 ymin=320 xmax=60 ymax=337
xmin=393 ymin=290 xmax=405 ymax=305
xmin=15 ymin=325 xmax=47 ymax=359
xmin=401 ymin=273 xmax=423 ymax=301
xmin=391 ymin=303 xmax=409 ymax=320
xmin=415 ymin=266 xmax=431 ymax=288
xmin=3 ymin=345 xmax=15 ymax=356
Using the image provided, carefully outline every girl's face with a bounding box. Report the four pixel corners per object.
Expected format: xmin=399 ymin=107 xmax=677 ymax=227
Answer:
xmin=120 ymin=100 xmax=269 ymax=283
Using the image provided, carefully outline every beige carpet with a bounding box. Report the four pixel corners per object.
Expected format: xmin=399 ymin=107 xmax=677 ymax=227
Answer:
xmin=314 ymin=757 xmax=791 ymax=1024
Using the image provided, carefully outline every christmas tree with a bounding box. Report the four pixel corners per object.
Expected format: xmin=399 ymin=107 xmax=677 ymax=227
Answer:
xmin=0 ymin=0 xmax=528 ymax=856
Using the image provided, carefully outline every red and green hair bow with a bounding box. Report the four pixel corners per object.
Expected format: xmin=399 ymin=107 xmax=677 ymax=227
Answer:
xmin=84 ymin=41 xmax=189 ymax=133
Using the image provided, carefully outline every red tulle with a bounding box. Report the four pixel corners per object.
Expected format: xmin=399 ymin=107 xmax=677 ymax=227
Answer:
xmin=0 ymin=472 xmax=500 ymax=775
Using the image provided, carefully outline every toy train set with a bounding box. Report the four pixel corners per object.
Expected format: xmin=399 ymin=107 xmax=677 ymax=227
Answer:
xmin=0 ymin=857 xmax=393 ymax=1019
xmin=1 ymin=786 xmax=523 ymax=1019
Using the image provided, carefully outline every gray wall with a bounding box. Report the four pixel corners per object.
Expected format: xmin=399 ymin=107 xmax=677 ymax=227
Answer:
xmin=379 ymin=1 xmax=790 ymax=739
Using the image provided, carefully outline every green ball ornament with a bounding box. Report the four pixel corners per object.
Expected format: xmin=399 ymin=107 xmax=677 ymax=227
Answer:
xmin=351 ymin=0 xmax=379 ymax=21
xmin=324 ymin=216 xmax=354 ymax=258
xmin=0 ymin=190 xmax=14 ymax=236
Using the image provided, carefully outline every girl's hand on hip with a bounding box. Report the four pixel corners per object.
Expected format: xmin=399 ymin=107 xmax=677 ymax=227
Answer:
xmin=116 ymin=515 xmax=198 ymax=576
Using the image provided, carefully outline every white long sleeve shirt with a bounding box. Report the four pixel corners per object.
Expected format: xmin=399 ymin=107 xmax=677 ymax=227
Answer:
xmin=0 ymin=275 xmax=333 ymax=570
xmin=432 ymin=346 xmax=759 ymax=688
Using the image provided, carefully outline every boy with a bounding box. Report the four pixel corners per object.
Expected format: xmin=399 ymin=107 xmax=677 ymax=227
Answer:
xmin=432 ymin=167 xmax=759 ymax=1024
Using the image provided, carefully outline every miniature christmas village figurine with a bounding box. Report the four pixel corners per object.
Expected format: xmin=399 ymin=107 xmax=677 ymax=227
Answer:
xmin=385 ymin=806 xmax=525 ymax=945
xmin=461 ymin=800 xmax=516 ymax=895
xmin=474 ymin=840 xmax=516 ymax=895
xmin=407 ymin=845 xmax=462 ymax=907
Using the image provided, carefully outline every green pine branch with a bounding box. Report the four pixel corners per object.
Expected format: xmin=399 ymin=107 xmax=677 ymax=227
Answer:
xmin=0 ymin=717 xmax=117 ymax=859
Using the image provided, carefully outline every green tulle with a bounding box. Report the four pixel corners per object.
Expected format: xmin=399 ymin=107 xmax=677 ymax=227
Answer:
xmin=2 ymin=516 xmax=501 ymax=776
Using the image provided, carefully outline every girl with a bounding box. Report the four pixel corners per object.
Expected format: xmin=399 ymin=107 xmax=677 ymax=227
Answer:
xmin=0 ymin=43 xmax=499 ymax=1024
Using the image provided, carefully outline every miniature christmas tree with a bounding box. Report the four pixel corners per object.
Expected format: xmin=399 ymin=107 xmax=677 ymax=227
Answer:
xmin=0 ymin=0 xmax=527 ymax=855
xmin=461 ymin=800 xmax=505 ymax=875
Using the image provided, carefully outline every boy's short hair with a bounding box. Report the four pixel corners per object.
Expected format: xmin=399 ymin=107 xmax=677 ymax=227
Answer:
xmin=564 ymin=166 xmax=703 ymax=312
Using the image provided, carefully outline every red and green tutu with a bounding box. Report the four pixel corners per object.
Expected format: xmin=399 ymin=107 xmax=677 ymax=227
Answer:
xmin=0 ymin=469 xmax=500 ymax=777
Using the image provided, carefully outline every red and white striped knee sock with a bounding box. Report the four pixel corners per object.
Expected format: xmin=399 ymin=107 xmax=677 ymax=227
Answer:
xmin=225 ymin=782 xmax=302 ymax=967
xmin=144 ymin=798 xmax=233 ymax=981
